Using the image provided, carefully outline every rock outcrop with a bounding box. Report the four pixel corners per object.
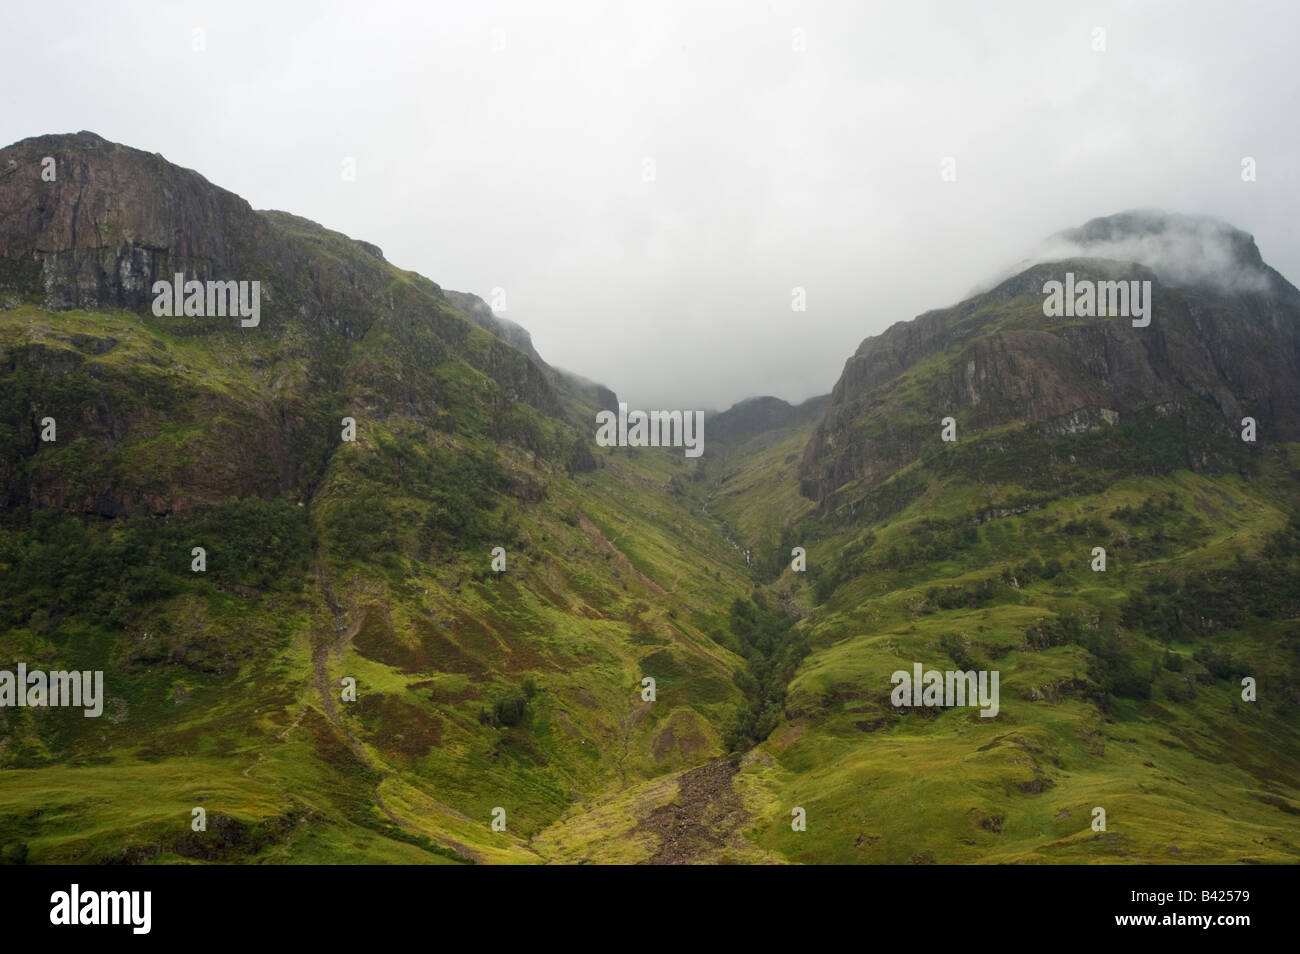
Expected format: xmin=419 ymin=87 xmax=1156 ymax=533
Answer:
xmin=0 ymin=132 xmax=598 ymax=515
xmin=800 ymin=212 xmax=1300 ymax=504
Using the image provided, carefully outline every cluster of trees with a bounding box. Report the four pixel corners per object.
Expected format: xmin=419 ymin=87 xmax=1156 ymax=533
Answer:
xmin=1121 ymin=518 xmax=1300 ymax=641
xmin=806 ymin=532 xmax=876 ymax=603
xmin=478 ymin=676 xmax=538 ymax=728
xmin=1084 ymin=632 xmax=1157 ymax=705
xmin=1001 ymin=556 xmax=1065 ymax=586
xmin=0 ymin=499 xmax=311 ymax=632
xmin=326 ymin=437 xmax=513 ymax=563
xmin=1059 ymin=517 xmax=1109 ymax=538
xmin=1108 ymin=494 xmax=1207 ymax=560
xmin=1024 ymin=612 xmax=1086 ymax=651
xmin=1110 ymin=493 xmax=1182 ymax=526
xmin=416 ymin=444 xmax=511 ymax=551
xmin=924 ymin=577 xmax=998 ymax=611
xmin=750 ymin=526 xmax=798 ymax=584
xmin=872 ymin=518 xmax=980 ymax=572
xmin=1110 ymin=528 xmax=1183 ymax=561
xmin=722 ymin=594 xmax=807 ymax=754
xmin=1015 ymin=517 xmax=1300 ymax=709
xmin=939 ymin=632 xmax=981 ymax=671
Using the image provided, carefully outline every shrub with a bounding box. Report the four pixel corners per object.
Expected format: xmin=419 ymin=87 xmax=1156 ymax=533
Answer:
xmin=0 ymin=842 xmax=28 ymax=865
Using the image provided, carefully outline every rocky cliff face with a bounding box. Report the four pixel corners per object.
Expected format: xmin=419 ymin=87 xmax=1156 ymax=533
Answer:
xmin=0 ymin=132 xmax=587 ymax=515
xmin=1 ymin=132 xmax=260 ymax=311
xmin=800 ymin=213 xmax=1300 ymax=505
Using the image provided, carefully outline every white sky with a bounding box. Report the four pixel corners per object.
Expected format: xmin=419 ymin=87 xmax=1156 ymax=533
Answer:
xmin=3 ymin=0 xmax=1297 ymax=409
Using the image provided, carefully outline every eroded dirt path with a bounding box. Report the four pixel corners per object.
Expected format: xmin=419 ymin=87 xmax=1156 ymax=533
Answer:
xmin=309 ymin=557 xmax=371 ymax=761
xmin=307 ymin=557 xmax=484 ymax=863
xmin=578 ymin=515 xmax=667 ymax=596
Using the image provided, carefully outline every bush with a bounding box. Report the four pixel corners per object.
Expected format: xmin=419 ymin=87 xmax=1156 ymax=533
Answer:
xmin=493 ymin=693 xmax=527 ymax=726
xmin=0 ymin=842 xmax=28 ymax=865
xmin=940 ymin=632 xmax=978 ymax=671
xmin=1025 ymin=614 xmax=1084 ymax=651
xmin=479 ymin=678 xmax=538 ymax=728
xmin=925 ymin=578 xmax=997 ymax=611
xmin=1193 ymin=647 xmax=1240 ymax=680
xmin=1112 ymin=669 xmax=1154 ymax=700
xmin=1163 ymin=676 xmax=1196 ymax=702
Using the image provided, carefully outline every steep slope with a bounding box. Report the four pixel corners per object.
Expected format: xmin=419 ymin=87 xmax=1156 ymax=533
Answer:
xmin=0 ymin=133 xmax=754 ymax=863
xmin=701 ymin=213 xmax=1300 ymax=863
xmin=4 ymin=143 xmax=1298 ymax=865
xmin=801 ymin=215 xmax=1300 ymax=513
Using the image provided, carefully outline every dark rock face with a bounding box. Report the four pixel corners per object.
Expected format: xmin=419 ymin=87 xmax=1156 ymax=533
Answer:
xmin=800 ymin=218 xmax=1300 ymax=504
xmin=0 ymin=131 xmax=274 ymax=313
xmin=0 ymin=132 xmax=590 ymax=515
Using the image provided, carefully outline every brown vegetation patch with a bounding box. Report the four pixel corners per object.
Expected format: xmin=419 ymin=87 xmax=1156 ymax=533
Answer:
xmin=412 ymin=617 xmax=488 ymax=676
xmin=355 ymin=694 xmax=443 ymax=760
xmin=301 ymin=707 xmax=368 ymax=770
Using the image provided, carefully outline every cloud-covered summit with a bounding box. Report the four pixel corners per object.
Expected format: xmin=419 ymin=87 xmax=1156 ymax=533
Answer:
xmin=1027 ymin=210 xmax=1274 ymax=294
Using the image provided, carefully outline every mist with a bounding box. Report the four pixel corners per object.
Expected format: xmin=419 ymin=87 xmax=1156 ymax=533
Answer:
xmin=2 ymin=0 xmax=1297 ymax=410
xmin=996 ymin=209 xmax=1278 ymax=296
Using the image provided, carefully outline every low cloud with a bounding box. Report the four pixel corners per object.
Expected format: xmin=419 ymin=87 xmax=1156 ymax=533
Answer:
xmin=1020 ymin=210 xmax=1274 ymax=295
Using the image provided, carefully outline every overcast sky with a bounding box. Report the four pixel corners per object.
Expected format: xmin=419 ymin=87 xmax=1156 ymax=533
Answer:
xmin=3 ymin=0 xmax=1297 ymax=409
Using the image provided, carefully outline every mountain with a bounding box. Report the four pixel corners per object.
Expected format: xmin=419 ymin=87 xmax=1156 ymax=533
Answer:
xmin=714 ymin=211 xmax=1300 ymax=863
xmin=708 ymin=394 xmax=829 ymax=446
xmin=0 ymin=132 xmax=761 ymax=864
xmin=0 ymin=131 xmax=577 ymax=516
xmin=802 ymin=212 xmax=1300 ymax=512
xmin=2 ymin=135 xmax=1298 ymax=865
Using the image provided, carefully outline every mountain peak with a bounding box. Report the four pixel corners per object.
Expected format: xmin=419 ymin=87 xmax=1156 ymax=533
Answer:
xmin=1034 ymin=208 xmax=1272 ymax=294
xmin=801 ymin=211 xmax=1300 ymax=506
xmin=710 ymin=394 xmax=830 ymax=445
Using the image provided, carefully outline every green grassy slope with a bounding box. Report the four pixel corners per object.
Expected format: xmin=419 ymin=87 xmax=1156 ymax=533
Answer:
xmin=5 ymin=295 xmax=1296 ymax=864
xmin=3 ymin=145 xmax=1296 ymax=865
xmin=0 ymin=299 xmax=761 ymax=864
xmin=690 ymin=387 xmax=1300 ymax=865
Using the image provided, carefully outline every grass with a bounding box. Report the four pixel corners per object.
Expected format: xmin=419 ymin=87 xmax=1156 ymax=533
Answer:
xmin=3 ymin=266 xmax=1299 ymax=866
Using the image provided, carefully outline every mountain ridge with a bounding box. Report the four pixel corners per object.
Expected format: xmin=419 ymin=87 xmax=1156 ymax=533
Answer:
xmin=800 ymin=216 xmax=1300 ymax=507
xmin=2 ymin=134 xmax=1299 ymax=866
